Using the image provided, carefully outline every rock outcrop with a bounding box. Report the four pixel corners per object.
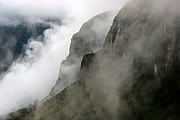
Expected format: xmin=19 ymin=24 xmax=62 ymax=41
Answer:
xmin=50 ymin=11 xmax=117 ymax=96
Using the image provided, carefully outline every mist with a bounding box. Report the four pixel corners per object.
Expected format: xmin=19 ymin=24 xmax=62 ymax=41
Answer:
xmin=90 ymin=0 xmax=180 ymax=118
xmin=0 ymin=0 xmax=127 ymax=115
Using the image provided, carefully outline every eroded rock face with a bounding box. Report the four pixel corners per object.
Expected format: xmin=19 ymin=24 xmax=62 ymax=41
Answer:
xmin=50 ymin=11 xmax=117 ymax=96
xmin=91 ymin=0 xmax=180 ymax=119
xmin=6 ymin=0 xmax=180 ymax=119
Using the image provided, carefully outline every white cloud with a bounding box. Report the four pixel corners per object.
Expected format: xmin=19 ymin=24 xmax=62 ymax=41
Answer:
xmin=0 ymin=0 xmax=127 ymax=114
xmin=0 ymin=0 xmax=126 ymax=17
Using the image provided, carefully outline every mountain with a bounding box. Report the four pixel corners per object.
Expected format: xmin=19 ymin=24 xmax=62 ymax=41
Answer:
xmin=50 ymin=11 xmax=117 ymax=96
xmin=0 ymin=18 xmax=61 ymax=73
xmin=5 ymin=0 xmax=180 ymax=119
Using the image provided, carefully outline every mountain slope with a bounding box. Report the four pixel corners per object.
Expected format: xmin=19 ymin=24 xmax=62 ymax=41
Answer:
xmin=6 ymin=0 xmax=180 ymax=119
xmin=50 ymin=11 xmax=117 ymax=96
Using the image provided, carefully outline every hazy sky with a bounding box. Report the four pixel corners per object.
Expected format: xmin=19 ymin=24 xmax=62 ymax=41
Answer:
xmin=0 ymin=0 xmax=128 ymax=114
xmin=0 ymin=0 xmax=126 ymax=17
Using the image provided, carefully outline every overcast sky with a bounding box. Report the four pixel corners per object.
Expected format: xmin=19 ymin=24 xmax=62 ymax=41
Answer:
xmin=0 ymin=0 xmax=128 ymax=115
xmin=0 ymin=0 xmax=126 ymax=17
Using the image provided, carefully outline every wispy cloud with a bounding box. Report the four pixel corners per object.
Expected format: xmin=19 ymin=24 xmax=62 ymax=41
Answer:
xmin=0 ymin=0 xmax=127 ymax=114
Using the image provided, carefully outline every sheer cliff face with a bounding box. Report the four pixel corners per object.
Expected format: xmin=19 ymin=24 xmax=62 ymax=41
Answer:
xmin=89 ymin=0 xmax=180 ymax=118
xmin=7 ymin=0 xmax=180 ymax=120
xmin=50 ymin=11 xmax=117 ymax=96
xmin=89 ymin=0 xmax=180 ymax=119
